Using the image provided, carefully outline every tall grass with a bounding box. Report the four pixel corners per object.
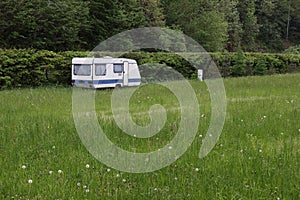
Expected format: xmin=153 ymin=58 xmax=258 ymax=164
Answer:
xmin=0 ymin=74 xmax=299 ymax=199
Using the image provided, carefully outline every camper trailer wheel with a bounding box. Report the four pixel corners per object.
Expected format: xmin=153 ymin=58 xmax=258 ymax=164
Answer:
xmin=115 ymin=84 xmax=121 ymax=89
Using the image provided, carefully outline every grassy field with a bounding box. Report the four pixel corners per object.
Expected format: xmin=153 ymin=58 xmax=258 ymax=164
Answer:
xmin=0 ymin=73 xmax=299 ymax=199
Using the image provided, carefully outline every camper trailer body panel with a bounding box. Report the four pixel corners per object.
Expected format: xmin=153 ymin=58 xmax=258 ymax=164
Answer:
xmin=71 ymin=57 xmax=141 ymax=88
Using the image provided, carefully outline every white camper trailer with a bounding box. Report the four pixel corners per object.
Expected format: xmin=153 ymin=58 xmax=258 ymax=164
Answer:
xmin=71 ymin=57 xmax=141 ymax=88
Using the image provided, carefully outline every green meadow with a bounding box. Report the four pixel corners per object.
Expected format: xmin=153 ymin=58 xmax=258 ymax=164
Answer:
xmin=0 ymin=73 xmax=299 ymax=199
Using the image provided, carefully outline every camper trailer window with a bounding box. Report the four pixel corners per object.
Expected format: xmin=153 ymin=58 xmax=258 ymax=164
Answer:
xmin=95 ymin=64 xmax=106 ymax=76
xmin=74 ymin=64 xmax=91 ymax=76
xmin=113 ymin=64 xmax=123 ymax=73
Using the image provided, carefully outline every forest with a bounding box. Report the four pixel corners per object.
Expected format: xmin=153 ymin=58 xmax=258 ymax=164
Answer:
xmin=0 ymin=0 xmax=299 ymax=53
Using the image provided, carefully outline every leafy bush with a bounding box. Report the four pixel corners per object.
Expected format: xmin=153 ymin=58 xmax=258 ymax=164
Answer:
xmin=231 ymin=48 xmax=246 ymax=77
xmin=283 ymin=45 xmax=300 ymax=54
xmin=0 ymin=49 xmax=299 ymax=89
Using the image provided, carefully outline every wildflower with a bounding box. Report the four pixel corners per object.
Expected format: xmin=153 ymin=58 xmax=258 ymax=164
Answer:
xmin=259 ymin=149 xmax=262 ymax=153
xmin=86 ymin=164 xmax=90 ymax=169
xmin=49 ymin=170 xmax=53 ymax=175
xmin=116 ymin=174 xmax=120 ymax=178
xmin=168 ymin=146 xmax=172 ymax=150
xmin=58 ymin=169 xmax=63 ymax=174
xmin=83 ymin=185 xmax=87 ymax=189
xmin=85 ymin=189 xmax=90 ymax=193
xmin=280 ymin=132 xmax=284 ymax=135
xmin=240 ymin=149 xmax=244 ymax=153
xmin=21 ymin=165 xmax=26 ymax=169
xmin=154 ymin=188 xmax=158 ymax=191
xmin=122 ymin=179 xmax=126 ymax=183
xmin=199 ymin=134 xmax=203 ymax=138
xmin=107 ymin=168 xmax=111 ymax=172
xmin=298 ymin=129 xmax=300 ymax=132
xmin=195 ymin=168 xmax=199 ymax=172
xmin=28 ymin=179 xmax=33 ymax=184
xmin=77 ymin=182 xmax=81 ymax=187
xmin=174 ymin=177 xmax=178 ymax=181
xmin=52 ymin=146 xmax=56 ymax=149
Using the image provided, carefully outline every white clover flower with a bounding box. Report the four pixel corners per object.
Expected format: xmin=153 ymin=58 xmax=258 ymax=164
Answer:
xmin=259 ymin=149 xmax=262 ymax=153
xmin=86 ymin=164 xmax=90 ymax=169
xmin=49 ymin=170 xmax=53 ymax=175
xmin=174 ymin=177 xmax=178 ymax=181
xmin=195 ymin=168 xmax=199 ymax=172
xmin=52 ymin=146 xmax=56 ymax=149
xmin=116 ymin=174 xmax=120 ymax=178
xmin=28 ymin=179 xmax=33 ymax=184
xmin=199 ymin=134 xmax=203 ymax=138
xmin=168 ymin=146 xmax=172 ymax=150
xmin=298 ymin=129 xmax=300 ymax=132
xmin=240 ymin=149 xmax=244 ymax=153
xmin=83 ymin=185 xmax=87 ymax=189
xmin=85 ymin=189 xmax=90 ymax=193
xmin=21 ymin=165 xmax=26 ymax=169
xmin=77 ymin=182 xmax=81 ymax=187
xmin=154 ymin=188 xmax=158 ymax=191
xmin=122 ymin=179 xmax=126 ymax=183
xmin=58 ymin=169 xmax=63 ymax=174
xmin=107 ymin=168 xmax=111 ymax=172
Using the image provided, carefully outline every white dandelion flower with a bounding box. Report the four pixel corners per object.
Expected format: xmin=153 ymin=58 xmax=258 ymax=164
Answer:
xmin=86 ymin=164 xmax=90 ymax=169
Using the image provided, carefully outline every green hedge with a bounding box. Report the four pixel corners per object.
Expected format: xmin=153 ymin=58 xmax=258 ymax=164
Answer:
xmin=0 ymin=49 xmax=300 ymax=89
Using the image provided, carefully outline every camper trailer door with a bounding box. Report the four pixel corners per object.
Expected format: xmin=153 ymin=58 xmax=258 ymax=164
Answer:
xmin=123 ymin=61 xmax=129 ymax=86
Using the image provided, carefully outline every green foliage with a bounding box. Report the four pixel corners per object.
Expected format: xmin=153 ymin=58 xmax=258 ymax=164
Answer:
xmin=284 ymin=45 xmax=300 ymax=54
xmin=0 ymin=49 xmax=299 ymax=89
xmin=253 ymin=56 xmax=268 ymax=75
xmin=231 ymin=48 xmax=246 ymax=76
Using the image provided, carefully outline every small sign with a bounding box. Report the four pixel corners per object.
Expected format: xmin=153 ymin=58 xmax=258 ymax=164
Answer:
xmin=198 ymin=69 xmax=203 ymax=81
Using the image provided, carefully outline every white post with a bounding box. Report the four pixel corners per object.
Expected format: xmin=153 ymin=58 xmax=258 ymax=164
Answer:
xmin=198 ymin=69 xmax=203 ymax=81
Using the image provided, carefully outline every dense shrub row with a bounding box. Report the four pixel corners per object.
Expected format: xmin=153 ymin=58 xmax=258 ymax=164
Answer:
xmin=0 ymin=49 xmax=299 ymax=89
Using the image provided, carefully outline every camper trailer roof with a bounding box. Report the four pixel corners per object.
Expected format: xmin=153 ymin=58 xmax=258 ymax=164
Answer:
xmin=72 ymin=57 xmax=137 ymax=65
xmin=72 ymin=58 xmax=94 ymax=64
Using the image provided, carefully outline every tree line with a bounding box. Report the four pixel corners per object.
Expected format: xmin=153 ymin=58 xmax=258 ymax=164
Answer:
xmin=0 ymin=0 xmax=299 ymax=52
